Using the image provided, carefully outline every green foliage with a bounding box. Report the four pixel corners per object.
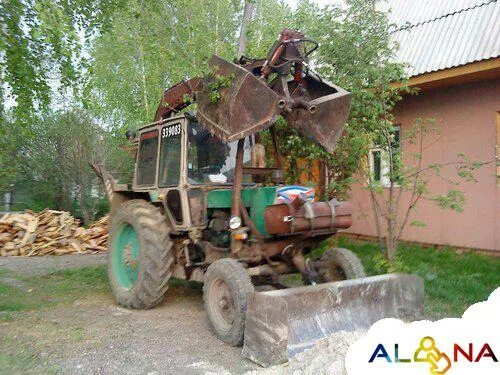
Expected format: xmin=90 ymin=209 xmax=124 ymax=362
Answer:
xmin=0 ymin=0 xmax=127 ymax=126
xmin=5 ymin=109 xmax=118 ymax=223
xmin=371 ymin=251 xmax=409 ymax=273
xmin=434 ymin=190 xmax=466 ymax=212
xmin=207 ymin=73 xmax=236 ymax=104
xmin=245 ymin=0 xmax=292 ymax=57
xmin=364 ymin=116 xmax=486 ymax=261
xmin=262 ymin=0 xmax=409 ymax=196
xmin=86 ymin=0 xmax=242 ymax=128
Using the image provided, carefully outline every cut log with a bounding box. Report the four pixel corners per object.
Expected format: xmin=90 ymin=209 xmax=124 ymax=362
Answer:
xmin=0 ymin=211 xmax=109 ymax=257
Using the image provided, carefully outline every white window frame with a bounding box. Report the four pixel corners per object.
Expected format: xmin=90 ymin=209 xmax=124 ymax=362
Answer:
xmin=368 ymin=125 xmax=401 ymax=188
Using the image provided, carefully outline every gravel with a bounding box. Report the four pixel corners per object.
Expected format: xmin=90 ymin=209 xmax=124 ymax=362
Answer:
xmin=0 ymin=253 xmax=107 ymax=275
xmin=249 ymin=331 xmax=364 ymax=375
xmin=1 ymin=254 xmax=362 ymax=374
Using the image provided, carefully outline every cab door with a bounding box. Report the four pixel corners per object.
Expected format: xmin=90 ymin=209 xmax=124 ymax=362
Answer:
xmin=157 ymin=121 xmax=188 ymax=228
xmin=134 ymin=129 xmax=159 ymax=188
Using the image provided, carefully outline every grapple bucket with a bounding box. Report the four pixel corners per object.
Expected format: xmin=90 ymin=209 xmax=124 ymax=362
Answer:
xmin=196 ymin=55 xmax=351 ymax=152
xmin=284 ymin=76 xmax=351 ymax=153
xmin=242 ymin=274 xmax=424 ymax=367
xmin=196 ymin=55 xmax=284 ymax=141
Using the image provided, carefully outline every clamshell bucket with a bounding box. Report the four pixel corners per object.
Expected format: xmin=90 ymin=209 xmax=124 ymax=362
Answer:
xmin=242 ymin=273 xmax=424 ymax=367
xmin=196 ymin=55 xmax=351 ymax=153
xmin=285 ymin=75 xmax=351 ymax=153
xmin=196 ymin=55 xmax=285 ymax=141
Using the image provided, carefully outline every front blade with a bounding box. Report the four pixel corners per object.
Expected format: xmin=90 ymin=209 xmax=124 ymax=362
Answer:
xmin=242 ymin=273 xmax=424 ymax=367
xmin=196 ymin=55 xmax=284 ymax=141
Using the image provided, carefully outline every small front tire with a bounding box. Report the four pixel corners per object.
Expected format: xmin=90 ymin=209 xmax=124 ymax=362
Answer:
xmin=317 ymin=247 xmax=366 ymax=282
xmin=203 ymin=258 xmax=254 ymax=346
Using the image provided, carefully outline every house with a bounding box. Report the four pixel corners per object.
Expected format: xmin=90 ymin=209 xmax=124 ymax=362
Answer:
xmin=346 ymin=0 xmax=500 ymax=254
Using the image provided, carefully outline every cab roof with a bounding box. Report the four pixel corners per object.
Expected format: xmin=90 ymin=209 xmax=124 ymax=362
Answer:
xmin=138 ymin=113 xmax=188 ymax=132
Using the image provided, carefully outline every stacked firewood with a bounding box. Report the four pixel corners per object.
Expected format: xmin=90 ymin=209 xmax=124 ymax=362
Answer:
xmin=0 ymin=210 xmax=109 ymax=256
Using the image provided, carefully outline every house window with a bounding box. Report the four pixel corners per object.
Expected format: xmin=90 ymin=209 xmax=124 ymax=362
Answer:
xmin=369 ymin=125 xmax=401 ymax=187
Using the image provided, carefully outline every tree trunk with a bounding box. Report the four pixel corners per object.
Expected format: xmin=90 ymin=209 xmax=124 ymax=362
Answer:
xmin=79 ymin=179 xmax=91 ymax=226
xmin=236 ymin=1 xmax=254 ymax=59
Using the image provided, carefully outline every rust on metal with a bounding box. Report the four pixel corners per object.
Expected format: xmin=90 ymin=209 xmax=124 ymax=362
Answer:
xmin=154 ymin=78 xmax=202 ymax=121
xmin=243 ymin=274 xmax=425 ymax=366
xmin=264 ymin=199 xmax=353 ymax=235
xmin=196 ymin=56 xmax=284 ymax=141
xmin=283 ymin=76 xmax=351 ymax=153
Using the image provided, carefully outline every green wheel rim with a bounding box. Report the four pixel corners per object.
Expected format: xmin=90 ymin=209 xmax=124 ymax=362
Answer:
xmin=112 ymin=222 xmax=140 ymax=290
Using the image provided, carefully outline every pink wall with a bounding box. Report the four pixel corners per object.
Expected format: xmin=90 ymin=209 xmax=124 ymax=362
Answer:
xmin=347 ymin=78 xmax=500 ymax=252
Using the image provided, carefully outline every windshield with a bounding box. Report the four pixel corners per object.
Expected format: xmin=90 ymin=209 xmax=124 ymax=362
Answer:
xmin=187 ymin=123 xmax=251 ymax=184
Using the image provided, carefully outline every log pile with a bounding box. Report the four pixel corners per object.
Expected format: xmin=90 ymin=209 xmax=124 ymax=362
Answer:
xmin=0 ymin=210 xmax=109 ymax=256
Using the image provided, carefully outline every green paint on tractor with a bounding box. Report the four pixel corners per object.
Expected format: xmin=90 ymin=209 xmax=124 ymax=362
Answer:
xmin=112 ymin=222 xmax=140 ymax=290
xmin=207 ymin=186 xmax=277 ymax=236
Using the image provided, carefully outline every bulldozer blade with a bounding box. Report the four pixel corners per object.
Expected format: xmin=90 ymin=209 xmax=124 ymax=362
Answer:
xmin=196 ymin=55 xmax=285 ymax=141
xmin=284 ymin=75 xmax=351 ymax=153
xmin=242 ymin=273 xmax=424 ymax=367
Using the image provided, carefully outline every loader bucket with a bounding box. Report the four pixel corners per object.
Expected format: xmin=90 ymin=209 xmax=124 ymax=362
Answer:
xmin=284 ymin=75 xmax=351 ymax=153
xmin=196 ymin=55 xmax=285 ymax=141
xmin=242 ymin=273 xmax=424 ymax=367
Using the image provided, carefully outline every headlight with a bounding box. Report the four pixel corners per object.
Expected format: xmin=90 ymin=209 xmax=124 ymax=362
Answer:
xmin=229 ymin=216 xmax=242 ymax=230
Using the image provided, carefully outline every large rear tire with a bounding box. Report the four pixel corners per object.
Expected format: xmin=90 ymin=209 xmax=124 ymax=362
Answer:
xmin=203 ymin=259 xmax=254 ymax=346
xmin=317 ymin=247 xmax=365 ymax=282
xmin=108 ymin=199 xmax=173 ymax=309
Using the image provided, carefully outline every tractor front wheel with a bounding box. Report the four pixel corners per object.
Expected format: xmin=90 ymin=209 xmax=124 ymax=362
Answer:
xmin=108 ymin=199 xmax=173 ymax=309
xmin=203 ymin=259 xmax=254 ymax=346
xmin=316 ymin=247 xmax=366 ymax=282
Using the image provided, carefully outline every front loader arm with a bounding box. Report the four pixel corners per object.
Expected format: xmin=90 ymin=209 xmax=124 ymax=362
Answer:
xmin=154 ymin=77 xmax=202 ymax=121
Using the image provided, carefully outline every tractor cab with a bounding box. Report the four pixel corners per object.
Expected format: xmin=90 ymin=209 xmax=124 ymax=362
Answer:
xmin=132 ymin=114 xmax=278 ymax=233
xmin=133 ymin=115 xmax=254 ymax=189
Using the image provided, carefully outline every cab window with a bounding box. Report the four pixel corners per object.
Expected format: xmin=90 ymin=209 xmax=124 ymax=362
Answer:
xmin=159 ymin=123 xmax=182 ymax=187
xmin=136 ymin=130 xmax=159 ymax=186
xmin=187 ymin=123 xmax=251 ymax=184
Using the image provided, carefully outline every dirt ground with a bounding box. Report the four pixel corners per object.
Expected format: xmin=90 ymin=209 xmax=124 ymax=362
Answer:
xmin=0 ymin=253 xmax=108 ymax=276
xmin=0 ymin=254 xmax=261 ymax=374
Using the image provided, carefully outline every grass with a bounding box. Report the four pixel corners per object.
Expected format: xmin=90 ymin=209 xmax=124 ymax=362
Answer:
xmin=336 ymin=237 xmax=500 ymax=319
xmin=0 ymin=266 xmax=108 ymax=316
xmin=0 ymin=241 xmax=498 ymax=321
xmin=0 ymin=267 xmax=108 ymax=374
xmin=0 ymin=244 xmax=498 ymax=373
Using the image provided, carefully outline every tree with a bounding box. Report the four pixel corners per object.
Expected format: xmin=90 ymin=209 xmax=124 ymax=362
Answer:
xmin=362 ymin=118 xmax=487 ymax=262
xmin=18 ymin=109 xmax=110 ymax=224
xmin=85 ymin=0 xmax=243 ymax=128
xmin=267 ymin=0 xmax=406 ymax=196
xmin=0 ymin=0 xmax=126 ymax=126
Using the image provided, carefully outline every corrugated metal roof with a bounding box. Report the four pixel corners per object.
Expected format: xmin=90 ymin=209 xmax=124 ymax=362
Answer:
xmin=384 ymin=0 xmax=500 ymax=77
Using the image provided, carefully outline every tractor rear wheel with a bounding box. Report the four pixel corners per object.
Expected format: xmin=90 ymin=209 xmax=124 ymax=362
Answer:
xmin=203 ymin=259 xmax=254 ymax=346
xmin=108 ymin=199 xmax=173 ymax=309
xmin=317 ymin=247 xmax=366 ymax=282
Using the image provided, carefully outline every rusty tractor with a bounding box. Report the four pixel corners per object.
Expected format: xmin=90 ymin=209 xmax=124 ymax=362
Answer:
xmin=94 ymin=29 xmax=424 ymax=366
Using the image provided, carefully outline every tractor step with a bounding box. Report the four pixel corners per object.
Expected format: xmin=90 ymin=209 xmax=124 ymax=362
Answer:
xmin=242 ymin=273 xmax=424 ymax=367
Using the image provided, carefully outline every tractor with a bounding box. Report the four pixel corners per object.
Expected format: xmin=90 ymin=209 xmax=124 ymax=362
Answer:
xmin=93 ymin=30 xmax=423 ymax=359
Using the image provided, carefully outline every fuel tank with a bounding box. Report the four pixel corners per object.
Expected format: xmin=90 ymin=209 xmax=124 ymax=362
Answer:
xmin=264 ymin=198 xmax=352 ymax=235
